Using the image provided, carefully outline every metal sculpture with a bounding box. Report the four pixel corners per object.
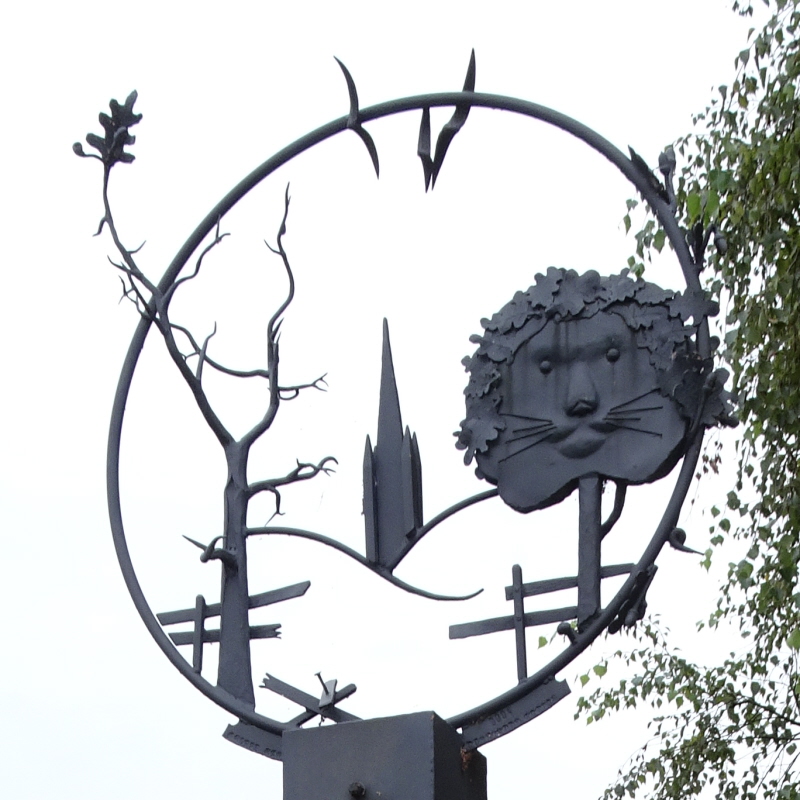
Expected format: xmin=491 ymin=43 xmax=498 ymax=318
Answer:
xmin=76 ymin=51 xmax=735 ymax=800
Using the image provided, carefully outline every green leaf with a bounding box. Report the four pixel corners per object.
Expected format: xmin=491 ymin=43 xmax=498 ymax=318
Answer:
xmin=610 ymin=6 xmax=800 ymax=797
xmin=705 ymin=188 xmax=720 ymax=220
xmin=687 ymin=192 xmax=702 ymax=223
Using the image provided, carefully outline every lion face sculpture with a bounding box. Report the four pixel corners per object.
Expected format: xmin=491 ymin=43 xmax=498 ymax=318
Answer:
xmin=456 ymin=268 xmax=735 ymax=513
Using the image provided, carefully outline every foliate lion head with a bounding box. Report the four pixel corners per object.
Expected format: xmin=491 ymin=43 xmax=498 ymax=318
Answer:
xmin=455 ymin=268 xmax=736 ymax=513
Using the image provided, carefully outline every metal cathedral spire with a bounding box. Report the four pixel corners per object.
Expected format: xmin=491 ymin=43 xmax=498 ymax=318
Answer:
xmin=363 ymin=319 xmax=423 ymax=570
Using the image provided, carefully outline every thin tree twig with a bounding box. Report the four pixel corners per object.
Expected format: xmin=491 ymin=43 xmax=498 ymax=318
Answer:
xmin=247 ymin=456 xmax=337 ymax=520
xmin=196 ymin=324 xmax=218 ymax=382
xmin=241 ymin=184 xmax=293 ymax=448
xmin=169 ymin=321 xmax=273 ymax=380
xmin=279 ymin=374 xmax=328 ymax=400
xmin=101 ymin=170 xmax=233 ymax=446
xmin=247 ymin=456 xmax=338 ymax=499
xmin=163 ymin=217 xmax=229 ymax=307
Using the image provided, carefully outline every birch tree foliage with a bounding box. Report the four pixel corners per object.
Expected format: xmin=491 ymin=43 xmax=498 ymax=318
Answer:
xmin=577 ymin=3 xmax=800 ymax=799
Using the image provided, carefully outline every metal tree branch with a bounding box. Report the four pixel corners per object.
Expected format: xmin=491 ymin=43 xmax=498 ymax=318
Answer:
xmin=98 ymin=171 xmax=235 ymax=447
xmin=247 ymin=457 xmax=338 ymax=517
xmin=100 ymin=172 xmax=314 ymax=451
xmin=165 ymin=322 xmax=271 ymax=381
xmin=162 ymin=217 xmax=230 ymax=307
xmin=101 ymin=168 xmax=158 ymax=298
xmin=278 ymin=374 xmax=328 ymax=400
xmin=241 ymin=185 xmax=294 ymax=449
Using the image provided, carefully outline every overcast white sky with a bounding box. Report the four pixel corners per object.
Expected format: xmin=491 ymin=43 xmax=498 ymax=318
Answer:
xmin=0 ymin=2 xmax=760 ymax=798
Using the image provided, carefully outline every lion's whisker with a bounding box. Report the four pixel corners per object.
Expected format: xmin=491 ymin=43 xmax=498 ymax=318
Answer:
xmin=506 ymin=425 xmax=557 ymax=443
xmin=609 ymin=390 xmax=660 ymax=412
xmin=607 ymin=405 xmax=664 ymax=415
xmin=607 ymin=421 xmax=662 ymax=437
xmin=500 ymin=412 xmax=553 ymax=423
xmin=509 ymin=422 xmax=556 ymax=434
xmin=499 ymin=431 xmax=555 ymax=462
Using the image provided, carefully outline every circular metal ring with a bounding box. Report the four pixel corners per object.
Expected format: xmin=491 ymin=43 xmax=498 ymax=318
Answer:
xmin=107 ymin=90 xmax=706 ymax=739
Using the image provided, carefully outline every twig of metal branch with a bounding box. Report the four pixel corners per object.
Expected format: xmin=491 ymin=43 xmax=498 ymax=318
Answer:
xmin=247 ymin=457 xmax=338 ymax=518
xmin=101 ymin=169 xmax=158 ymax=298
xmin=196 ymin=324 xmax=218 ymax=382
xmin=248 ymin=456 xmax=338 ymax=499
xmin=168 ymin=322 xmax=273 ymax=380
xmin=279 ymin=374 xmax=328 ymax=400
xmin=111 ymin=257 xmax=152 ymax=318
xmin=163 ymin=218 xmax=229 ymax=308
xmin=241 ymin=184 xmax=294 ymax=448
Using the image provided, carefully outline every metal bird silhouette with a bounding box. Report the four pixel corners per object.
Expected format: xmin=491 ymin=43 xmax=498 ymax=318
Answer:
xmin=183 ymin=534 xmax=237 ymax=568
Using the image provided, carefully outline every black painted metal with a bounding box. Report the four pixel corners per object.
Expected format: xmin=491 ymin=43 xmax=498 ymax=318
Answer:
xmin=504 ymin=563 xmax=634 ymax=600
xmin=447 ymin=432 xmax=704 ymax=733
xmin=363 ymin=320 xmax=424 ymax=570
xmin=460 ymin=678 xmax=571 ymax=751
xmin=261 ymin=673 xmax=360 ymax=725
xmin=511 ymin=565 xmax=527 ymax=682
xmin=578 ymin=476 xmax=603 ymax=629
xmin=157 ymin=581 xmax=310 ymax=673
xmin=283 ymin=712 xmax=487 ymax=800
xmin=87 ymin=57 xmax=735 ymax=762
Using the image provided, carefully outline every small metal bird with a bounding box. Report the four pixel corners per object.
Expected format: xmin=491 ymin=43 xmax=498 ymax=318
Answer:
xmin=183 ymin=535 xmax=237 ymax=569
xmin=667 ymin=528 xmax=702 ymax=555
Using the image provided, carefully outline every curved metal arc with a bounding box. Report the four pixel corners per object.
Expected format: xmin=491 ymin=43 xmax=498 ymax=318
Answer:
xmin=150 ymin=90 xmax=706 ymax=361
xmin=386 ymin=488 xmax=499 ymax=571
xmin=107 ymin=86 xmax=705 ymax=733
xmin=417 ymin=488 xmax=499 ymax=538
xmin=153 ymin=91 xmax=694 ymax=295
xmin=106 ymin=436 xmax=287 ymax=734
xmin=246 ymin=526 xmax=482 ymax=601
xmin=600 ymin=482 xmax=627 ymax=538
xmin=446 ymin=428 xmax=704 ymax=732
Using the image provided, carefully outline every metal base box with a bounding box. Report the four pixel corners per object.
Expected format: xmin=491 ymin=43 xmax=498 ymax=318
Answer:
xmin=283 ymin=711 xmax=487 ymax=800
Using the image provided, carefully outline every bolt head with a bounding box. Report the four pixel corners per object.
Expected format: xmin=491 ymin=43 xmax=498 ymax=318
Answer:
xmin=349 ymin=782 xmax=366 ymax=798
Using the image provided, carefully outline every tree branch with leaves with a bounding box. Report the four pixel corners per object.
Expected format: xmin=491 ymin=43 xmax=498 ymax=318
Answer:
xmin=577 ymin=3 xmax=800 ymax=799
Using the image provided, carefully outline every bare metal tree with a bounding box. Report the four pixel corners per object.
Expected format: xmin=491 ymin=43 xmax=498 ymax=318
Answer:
xmin=75 ymin=91 xmax=334 ymax=706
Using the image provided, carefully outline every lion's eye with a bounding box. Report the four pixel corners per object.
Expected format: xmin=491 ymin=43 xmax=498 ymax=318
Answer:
xmin=539 ymin=359 xmax=552 ymax=374
xmin=606 ymin=347 xmax=620 ymax=363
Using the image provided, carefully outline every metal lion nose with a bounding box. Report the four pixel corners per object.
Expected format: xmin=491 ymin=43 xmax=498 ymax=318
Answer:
xmin=565 ymin=364 xmax=598 ymax=417
xmin=568 ymin=398 xmax=598 ymax=416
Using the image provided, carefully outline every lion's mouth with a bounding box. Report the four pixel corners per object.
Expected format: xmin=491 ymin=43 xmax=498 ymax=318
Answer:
xmin=548 ymin=416 xmax=620 ymax=458
xmin=556 ymin=426 xmax=606 ymax=458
